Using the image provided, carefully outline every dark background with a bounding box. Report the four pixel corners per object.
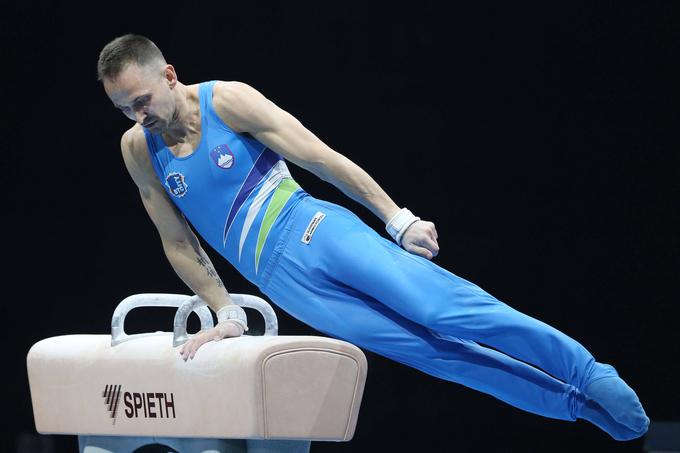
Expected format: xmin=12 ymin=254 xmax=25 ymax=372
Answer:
xmin=2 ymin=2 xmax=678 ymax=452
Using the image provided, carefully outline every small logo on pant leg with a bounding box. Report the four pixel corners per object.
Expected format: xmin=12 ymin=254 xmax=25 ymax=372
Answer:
xmin=301 ymin=211 xmax=326 ymax=244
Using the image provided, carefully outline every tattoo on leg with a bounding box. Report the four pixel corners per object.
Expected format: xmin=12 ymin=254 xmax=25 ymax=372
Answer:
xmin=196 ymin=255 xmax=225 ymax=288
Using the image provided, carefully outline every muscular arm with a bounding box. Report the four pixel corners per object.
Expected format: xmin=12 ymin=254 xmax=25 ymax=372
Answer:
xmin=120 ymin=127 xmax=234 ymax=314
xmin=212 ymin=82 xmax=401 ymax=224
xmin=211 ymin=81 xmax=439 ymax=259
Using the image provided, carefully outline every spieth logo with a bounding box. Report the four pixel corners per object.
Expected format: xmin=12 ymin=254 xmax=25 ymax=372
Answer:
xmin=102 ymin=384 xmax=123 ymax=425
xmin=210 ymin=144 xmax=235 ymax=169
xmin=102 ymin=384 xmax=177 ymax=424
xmin=165 ymin=172 xmax=188 ymax=198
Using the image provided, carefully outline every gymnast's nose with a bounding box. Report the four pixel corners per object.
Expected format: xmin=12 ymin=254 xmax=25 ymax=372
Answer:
xmin=135 ymin=110 xmax=147 ymax=126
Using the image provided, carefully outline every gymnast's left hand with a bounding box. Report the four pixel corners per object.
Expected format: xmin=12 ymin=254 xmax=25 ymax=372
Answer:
xmin=401 ymin=220 xmax=439 ymax=260
xmin=179 ymin=320 xmax=245 ymax=361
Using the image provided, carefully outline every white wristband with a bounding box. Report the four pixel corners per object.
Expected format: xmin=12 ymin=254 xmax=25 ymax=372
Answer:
xmin=385 ymin=208 xmax=421 ymax=246
xmin=217 ymin=305 xmax=249 ymax=332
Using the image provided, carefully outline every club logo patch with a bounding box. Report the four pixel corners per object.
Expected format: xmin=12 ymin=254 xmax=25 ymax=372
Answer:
xmin=209 ymin=144 xmax=235 ymax=169
xmin=165 ymin=172 xmax=188 ymax=197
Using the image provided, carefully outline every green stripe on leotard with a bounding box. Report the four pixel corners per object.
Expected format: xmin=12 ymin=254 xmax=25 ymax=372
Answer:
xmin=255 ymin=178 xmax=301 ymax=272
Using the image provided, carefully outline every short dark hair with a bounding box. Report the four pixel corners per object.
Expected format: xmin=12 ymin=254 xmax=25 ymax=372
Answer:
xmin=97 ymin=34 xmax=166 ymax=81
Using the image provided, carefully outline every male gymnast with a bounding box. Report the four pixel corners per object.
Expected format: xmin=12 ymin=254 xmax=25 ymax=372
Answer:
xmin=98 ymin=34 xmax=650 ymax=441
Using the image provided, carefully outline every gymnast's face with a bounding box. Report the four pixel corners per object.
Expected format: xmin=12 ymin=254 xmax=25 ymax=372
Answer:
xmin=103 ymin=61 xmax=178 ymax=133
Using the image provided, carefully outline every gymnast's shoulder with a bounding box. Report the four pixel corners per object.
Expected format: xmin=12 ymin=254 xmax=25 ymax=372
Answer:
xmin=119 ymin=124 xmax=155 ymax=185
xmin=210 ymin=80 xmax=276 ymax=133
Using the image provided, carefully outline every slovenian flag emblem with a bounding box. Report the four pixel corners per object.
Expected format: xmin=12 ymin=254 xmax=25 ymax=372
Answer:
xmin=210 ymin=144 xmax=235 ymax=169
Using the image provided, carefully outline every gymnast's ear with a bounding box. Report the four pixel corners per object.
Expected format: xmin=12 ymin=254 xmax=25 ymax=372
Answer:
xmin=162 ymin=64 xmax=178 ymax=89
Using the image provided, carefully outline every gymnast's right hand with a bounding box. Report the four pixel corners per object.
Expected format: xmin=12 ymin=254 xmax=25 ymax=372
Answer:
xmin=179 ymin=320 xmax=245 ymax=361
xmin=401 ymin=220 xmax=439 ymax=260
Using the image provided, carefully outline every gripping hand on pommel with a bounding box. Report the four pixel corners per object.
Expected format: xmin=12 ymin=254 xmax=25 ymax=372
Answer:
xmin=179 ymin=320 xmax=245 ymax=361
xmin=401 ymin=220 xmax=440 ymax=260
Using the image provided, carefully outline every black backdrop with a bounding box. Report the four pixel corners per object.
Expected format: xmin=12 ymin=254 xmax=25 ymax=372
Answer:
xmin=2 ymin=2 xmax=678 ymax=452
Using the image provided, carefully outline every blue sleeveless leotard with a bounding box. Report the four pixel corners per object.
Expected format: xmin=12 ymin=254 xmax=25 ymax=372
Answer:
xmin=143 ymin=80 xmax=307 ymax=288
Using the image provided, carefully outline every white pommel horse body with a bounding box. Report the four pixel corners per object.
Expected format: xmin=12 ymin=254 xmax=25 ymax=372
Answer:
xmin=27 ymin=294 xmax=368 ymax=453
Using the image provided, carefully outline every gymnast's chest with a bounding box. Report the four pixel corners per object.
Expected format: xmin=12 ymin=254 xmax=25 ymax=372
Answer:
xmin=159 ymin=136 xmax=259 ymax=205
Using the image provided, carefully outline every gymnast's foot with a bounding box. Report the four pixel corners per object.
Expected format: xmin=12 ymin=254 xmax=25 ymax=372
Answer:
xmin=582 ymin=362 xmax=650 ymax=436
xmin=578 ymin=397 xmax=649 ymax=441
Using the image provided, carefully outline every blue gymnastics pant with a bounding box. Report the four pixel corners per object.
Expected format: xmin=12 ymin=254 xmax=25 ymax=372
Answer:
xmin=259 ymin=194 xmax=600 ymax=421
